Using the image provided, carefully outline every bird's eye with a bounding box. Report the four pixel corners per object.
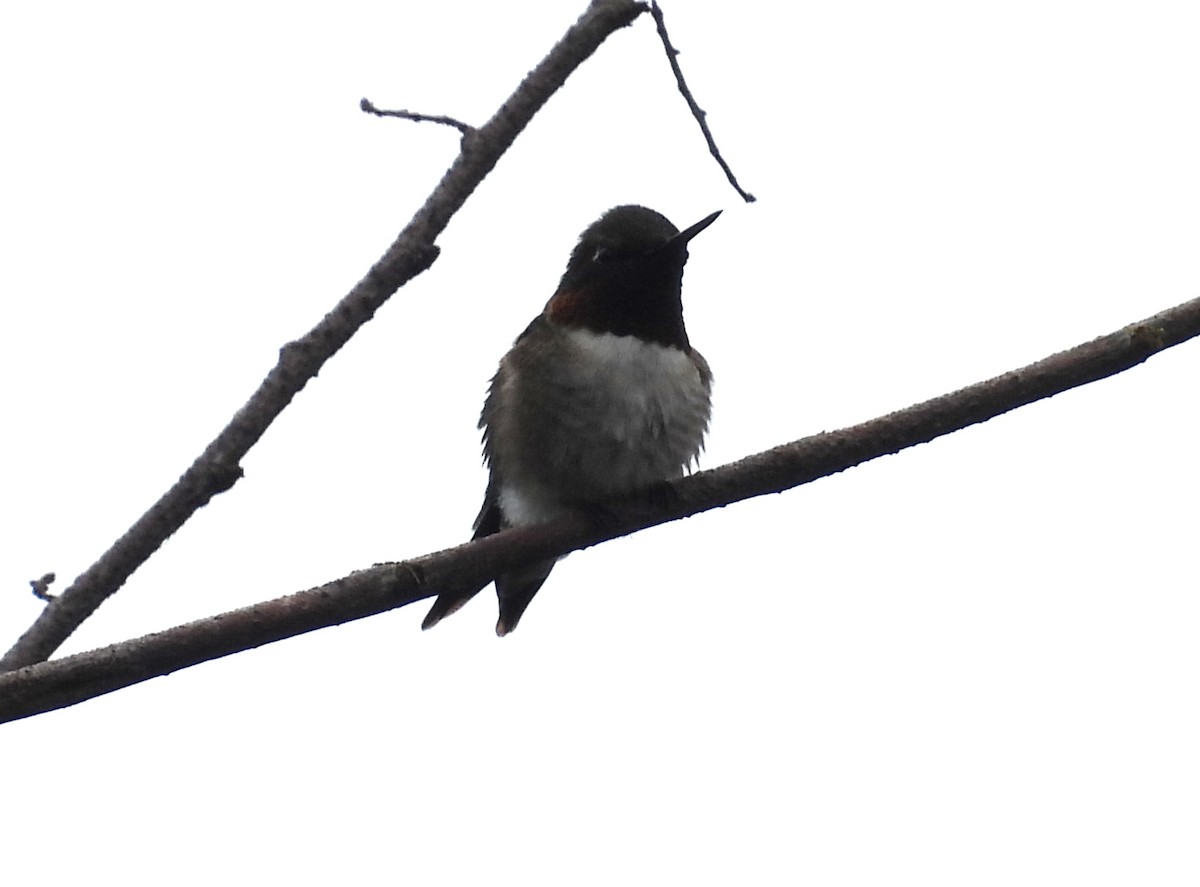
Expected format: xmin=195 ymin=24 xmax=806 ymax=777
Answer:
xmin=593 ymin=246 xmax=614 ymax=263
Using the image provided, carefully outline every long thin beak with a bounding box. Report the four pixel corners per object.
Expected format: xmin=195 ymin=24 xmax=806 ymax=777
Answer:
xmin=667 ymin=209 xmax=722 ymax=249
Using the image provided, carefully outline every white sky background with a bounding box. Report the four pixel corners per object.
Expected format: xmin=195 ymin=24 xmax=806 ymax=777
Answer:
xmin=2 ymin=1 xmax=1198 ymax=883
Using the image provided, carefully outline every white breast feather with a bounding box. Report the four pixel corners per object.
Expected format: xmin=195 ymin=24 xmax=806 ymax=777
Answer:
xmin=564 ymin=327 xmax=707 ymax=444
xmin=497 ymin=327 xmax=710 ymax=527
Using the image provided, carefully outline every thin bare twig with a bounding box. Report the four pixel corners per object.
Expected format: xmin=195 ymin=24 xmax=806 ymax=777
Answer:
xmin=360 ymin=97 xmax=475 ymax=136
xmin=3 ymin=294 xmax=1197 ymax=722
xmin=650 ymin=1 xmax=755 ymax=203
xmin=0 ymin=0 xmax=649 ymax=673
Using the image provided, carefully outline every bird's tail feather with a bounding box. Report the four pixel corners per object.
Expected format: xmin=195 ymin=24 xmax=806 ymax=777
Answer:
xmin=421 ymin=584 xmax=487 ymax=631
xmin=495 ymin=558 xmax=556 ymax=637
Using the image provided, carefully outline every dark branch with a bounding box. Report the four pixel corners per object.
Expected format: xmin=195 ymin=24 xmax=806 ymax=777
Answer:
xmin=3 ymin=294 xmax=1197 ymax=722
xmin=0 ymin=0 xmax=650 ymax=673
xmin=360 ymin=97 xmax=474 ymax=136
xmin=29 ymin=573 xmax=56 ymax=603
xmin=650 ymin=1 xmax=755 ymax=203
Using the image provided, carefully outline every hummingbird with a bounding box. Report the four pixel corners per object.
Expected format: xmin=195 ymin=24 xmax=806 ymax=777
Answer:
xmin=422 ymin=205 xmax=720 ymax=635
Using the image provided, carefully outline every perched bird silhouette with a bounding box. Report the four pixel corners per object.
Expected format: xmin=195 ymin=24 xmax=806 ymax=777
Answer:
xmin=422 ymin=205 xmax=719 ymax=635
